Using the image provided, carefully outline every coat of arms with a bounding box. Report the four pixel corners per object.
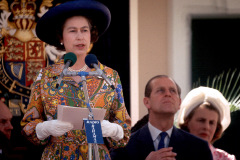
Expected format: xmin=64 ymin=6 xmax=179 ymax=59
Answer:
xmin=0 ymin=0 xmax=65 ymax=115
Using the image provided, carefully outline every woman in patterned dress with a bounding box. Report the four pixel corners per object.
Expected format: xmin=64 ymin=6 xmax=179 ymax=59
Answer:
xmin=21 ymin=0 xmax=131 ymax=159
xmin=177 ymin=87 xmax=236 ymax=160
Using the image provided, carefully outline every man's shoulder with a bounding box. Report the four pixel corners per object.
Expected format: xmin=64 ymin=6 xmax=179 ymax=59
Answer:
xmin=125 ymin=124 xmax=151 ymax=148
xmin=173 ymin=127 xmax=209 ymax=146
xmin=130 ymin=124 xmax=149 ymax=138
xmin=172 ymin=128 xmax=212 ymax=160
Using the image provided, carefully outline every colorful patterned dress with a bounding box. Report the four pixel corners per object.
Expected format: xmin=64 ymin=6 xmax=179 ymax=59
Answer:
xmin=21 ymin=59 xmax=131 ymax=160
xmin=210 ymin=144 xmax=236 ymax=160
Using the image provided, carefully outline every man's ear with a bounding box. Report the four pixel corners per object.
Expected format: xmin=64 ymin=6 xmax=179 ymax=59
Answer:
xmin=143 ymin=97 xmax=151 ymax=109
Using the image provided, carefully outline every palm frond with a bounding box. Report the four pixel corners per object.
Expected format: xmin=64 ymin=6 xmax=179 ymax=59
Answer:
xmin=193 ymin=68 xmax=240 ymax=112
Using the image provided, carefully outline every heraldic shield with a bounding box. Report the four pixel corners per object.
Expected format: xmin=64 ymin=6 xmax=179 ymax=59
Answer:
xmin=0 ymin=0 xmax=59 ymax=116
xmin=0 ymin=36 xmax=47 ymax=115
xmin=0 ymin=0 xmax=64 ymax=159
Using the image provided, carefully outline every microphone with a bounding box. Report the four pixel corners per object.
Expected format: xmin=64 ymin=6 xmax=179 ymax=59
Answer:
xmin=56 ymin=52 xmax=77 ymax=88
xmin=85 ymin=54 xmax=115 ymax=90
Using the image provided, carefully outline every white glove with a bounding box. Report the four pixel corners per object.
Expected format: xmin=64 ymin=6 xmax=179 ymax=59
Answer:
xmin=101 ymin=120 xmax=124 ymax=141
xmin=36 ymin=120 xmax=73 ymax=140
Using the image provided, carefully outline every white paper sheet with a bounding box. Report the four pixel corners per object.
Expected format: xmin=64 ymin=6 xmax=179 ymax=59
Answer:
xmin=57 ymin=105 xmax=106 ymax=130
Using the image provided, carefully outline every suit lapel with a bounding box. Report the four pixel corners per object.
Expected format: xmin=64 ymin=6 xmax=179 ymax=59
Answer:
xmin=169 ymin=126 xmax=184 ymax=151
xmin=137 ymin=124 xmax=155 ymax=156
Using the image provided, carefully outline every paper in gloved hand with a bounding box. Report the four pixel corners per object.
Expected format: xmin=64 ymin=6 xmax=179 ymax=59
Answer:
xmin=57 ymin=105 xmax=106 ymax=130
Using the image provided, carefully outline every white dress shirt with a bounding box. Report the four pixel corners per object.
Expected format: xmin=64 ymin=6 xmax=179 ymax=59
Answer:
xmin=148 ymin=122 xmax=173 ymax=151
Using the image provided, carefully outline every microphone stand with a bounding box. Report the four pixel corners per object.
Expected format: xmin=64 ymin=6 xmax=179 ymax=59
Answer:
xmin=62 ymin=69 xmax=109 ymax=160
xmin=81 ymin=75 xmax=99 ymax=160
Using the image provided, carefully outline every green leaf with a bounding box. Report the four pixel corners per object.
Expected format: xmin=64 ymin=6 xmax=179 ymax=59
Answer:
xmin=193 ymin=68 xmax=240 ymax=112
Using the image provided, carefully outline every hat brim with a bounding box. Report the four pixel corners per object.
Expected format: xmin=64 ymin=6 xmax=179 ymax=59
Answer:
xmin=177 ymin=87 xmax=231 ymax=132
xmin=36 ymin=0 xmax=111 ymax=46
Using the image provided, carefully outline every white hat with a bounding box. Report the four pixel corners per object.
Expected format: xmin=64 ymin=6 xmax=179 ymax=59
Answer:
xmin=177 ymin=86 xmax=231 ymax=132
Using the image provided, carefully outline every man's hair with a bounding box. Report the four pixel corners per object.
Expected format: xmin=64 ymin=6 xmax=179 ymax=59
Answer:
xmin=144 ymin=75 xmax=181 ymax=98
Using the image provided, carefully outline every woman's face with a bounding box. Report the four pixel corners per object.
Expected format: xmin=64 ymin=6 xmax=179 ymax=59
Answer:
xmin=187 ymin=106 xmax=218 ymax=143
xmin=62 ymin=16 xmax=91 ymax=56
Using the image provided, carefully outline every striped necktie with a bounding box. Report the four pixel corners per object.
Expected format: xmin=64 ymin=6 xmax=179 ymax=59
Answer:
xmin=158 ymin=132 xmax=167 ymax=150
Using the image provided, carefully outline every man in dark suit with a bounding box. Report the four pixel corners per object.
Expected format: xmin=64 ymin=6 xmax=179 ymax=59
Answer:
xmin=111 ymin=75 xmax=213 ymax=160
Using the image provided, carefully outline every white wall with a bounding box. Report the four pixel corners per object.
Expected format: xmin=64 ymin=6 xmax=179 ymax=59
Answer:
xmin=130 ymin=0 xmax=169 ymax=126
xmin=130 ymin=0 xmax=240 ymax=126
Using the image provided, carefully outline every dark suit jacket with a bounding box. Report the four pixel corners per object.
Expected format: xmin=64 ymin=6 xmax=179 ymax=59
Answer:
xmin=111 ymin=124 xmax=213 ymax=160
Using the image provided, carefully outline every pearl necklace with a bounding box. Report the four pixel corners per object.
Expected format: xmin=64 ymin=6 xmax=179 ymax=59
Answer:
xmin=68 ymin=64 xmax=88 ymax=72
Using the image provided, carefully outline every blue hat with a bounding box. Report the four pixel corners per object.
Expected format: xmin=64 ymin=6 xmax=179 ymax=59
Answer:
xmin=36 ymin=0 xmax=111 ymax=46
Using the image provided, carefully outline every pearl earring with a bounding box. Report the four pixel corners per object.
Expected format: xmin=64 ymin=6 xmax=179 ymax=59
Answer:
xmin=60 ymin=42 xmax=63 ymax=45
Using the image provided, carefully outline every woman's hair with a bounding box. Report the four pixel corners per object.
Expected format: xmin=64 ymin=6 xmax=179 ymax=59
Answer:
xmin=179 ymin=102 xmax=223 ymax=143
xmin=55 ymin=15 xmax=99 ymax=51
